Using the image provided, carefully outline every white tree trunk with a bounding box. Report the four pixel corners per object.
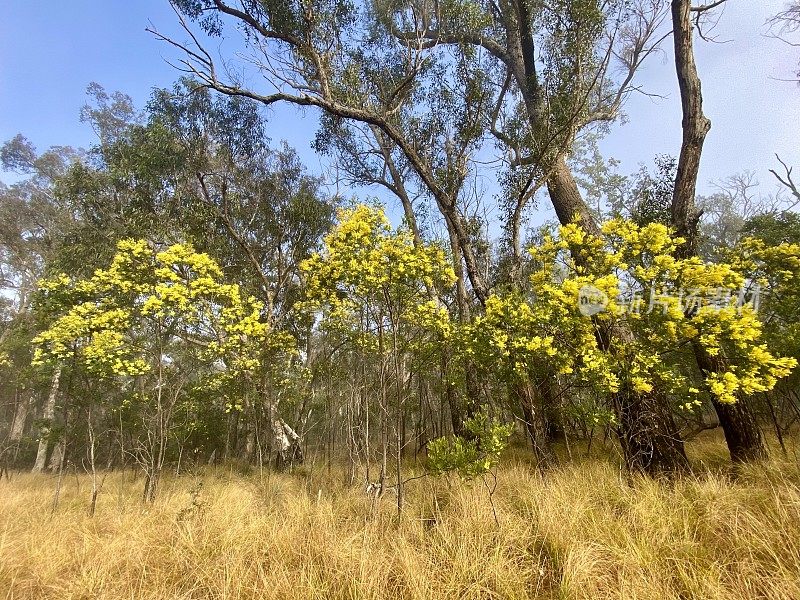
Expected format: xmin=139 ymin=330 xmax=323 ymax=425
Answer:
xmin=272 ymin=418 xmax=291 ymax=456
xmin=245 ymin=430 xmax=255 ymax=460
xmin=47 ymin=440 xmax=64 ymax=472
xmin=271 ymin=417 xmax=302 ymax=468
xmin=9 ymin=392 xmax=31 ymax=442
xmin=32 ymin=367 xmax=61 ymax=473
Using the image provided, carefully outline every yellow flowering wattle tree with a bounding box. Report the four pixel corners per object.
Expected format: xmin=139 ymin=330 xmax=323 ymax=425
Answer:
xmin=728 ymin=233 xmax=800 ymax=452
xmin=301 ymin=204 xmax=455 ymax=507
xmin=730 ymin=236 xmax=800 ymax=365
xmin=468 ymin=219 xmax=796 ymax=471
xmin=32 ymin=239 xmax=285 ymax=501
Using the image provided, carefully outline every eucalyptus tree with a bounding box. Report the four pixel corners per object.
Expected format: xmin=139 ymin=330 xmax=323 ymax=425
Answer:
xmin=0 ymin=135 xmax=82 ymax=307
xmin=160 ymin=0 xmax=689 ymax=473
xmin=0 ymin=136 xmax=84 ymax=471
xmin=770 ymin=1 xmax=800 ymax=82
xmin=311 ymin=46 xmax=493 ymax=440
xmin=669 ymin=0 xmax=773 ymax=463
xmin=128 ymin=80 xmax=337 ymax=328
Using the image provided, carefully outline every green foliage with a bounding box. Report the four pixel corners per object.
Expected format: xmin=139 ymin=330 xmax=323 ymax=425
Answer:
xmin=630 ymin=155 xmax=677 ymax=226
xmin=741 ymin=211 xmax=800 ymax=246
xmin=427 ymin=412 xmax=514 ymax=479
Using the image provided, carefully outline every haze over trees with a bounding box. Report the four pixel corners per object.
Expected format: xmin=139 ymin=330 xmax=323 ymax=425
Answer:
xmin=1 ymin=2 xmax=800 ymax=596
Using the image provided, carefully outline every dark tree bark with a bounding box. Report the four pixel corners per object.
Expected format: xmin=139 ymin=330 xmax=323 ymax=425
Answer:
xmin=542 ymin=160 xmax=690 ymax=475
xmin=606 ymin=323 xmax=689 ymax=475
xmin=614 ymin=387 xmax=690 ymax=474
xmin=539 ymin=377 xmax=566 ymax=444
xmin=693 ymin=342 xmax=767 ymax=462
xmin=670 ymin=0 xmax=767 ymax=463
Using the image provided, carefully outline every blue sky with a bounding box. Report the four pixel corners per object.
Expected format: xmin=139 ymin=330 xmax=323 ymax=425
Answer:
xmin=0 ymin=2 xmax=322 ymax=171
xmin=1 ymin=1 xmax=798 ymax=220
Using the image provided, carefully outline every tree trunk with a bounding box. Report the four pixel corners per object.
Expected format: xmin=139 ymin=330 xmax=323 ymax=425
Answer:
xmin=143 ymin=470 xmax=160 ymax=503
xmin=47 ymin=440 xmax=64 ymax=472
xmin=245 ymin=429 xmax=256 ymax=462
xmin=606 ymin=322 xmax=690 ymax=475
xmin=8 ymin=390 xmax=32 ymax=465
xmin=671 ymin=0 xmax=709 ymax=258
xmin=713 ymin=400 xmax=767 ymax=463
xmin=540 ymin=378 xmax=566 ymax=444
xmin=32 ymin=367 xmax=61 ymax=473
xmin=442 ymin=348 xmax=465 ymax=437
xmin=10 ymin=390 xmax=31 ymax=443
xmin=271 ymin=417 xmax=303 ymax=470
xmin=224 ymin=409 xmax=240 ymax=460
xmin=670 ymin=0 xmax=768 ymax=463
xmin=614 ymin=386 xmax=690 ymax=474
xmin=446 ymin=215 xmax=482 ymax=426
xmin=692 ymin=342 xmax=767 ymax=462
xmin=546 ymin=161 xmax=689 ymax=475
xmin=546 ymin=157 xmax=602 ymax=236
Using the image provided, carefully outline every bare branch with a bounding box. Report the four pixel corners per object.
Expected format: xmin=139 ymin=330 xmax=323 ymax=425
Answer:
xmin=690 ymin=0 xmax=727 ymax=13
xmin=770 ymin=154 xmax=800 ymax=208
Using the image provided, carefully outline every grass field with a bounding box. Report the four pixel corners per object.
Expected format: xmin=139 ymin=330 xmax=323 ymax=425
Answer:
xmin=1 ymin=438 xmax=799 ymax=599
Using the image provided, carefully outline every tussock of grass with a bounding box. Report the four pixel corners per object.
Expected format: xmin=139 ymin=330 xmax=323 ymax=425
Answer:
xmin=1 ymin=446 xmax=799 ymax=599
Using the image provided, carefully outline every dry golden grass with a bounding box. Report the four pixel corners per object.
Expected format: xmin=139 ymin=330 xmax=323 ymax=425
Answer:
xmin=1 ymin=439 xmax=799 ymax=599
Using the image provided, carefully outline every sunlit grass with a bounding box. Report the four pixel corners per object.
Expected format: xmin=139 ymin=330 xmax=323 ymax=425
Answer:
xmin=1 ymin=436 xmax=799 ymax=599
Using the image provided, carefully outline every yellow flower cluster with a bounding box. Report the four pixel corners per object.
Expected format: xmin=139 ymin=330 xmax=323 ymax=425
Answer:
xmin=300 ymin=204 xmax=456 ymax=351
xmin=468 ymin=218 xmax=796 ymax=409
xmin=33 ymin=239 xmax=284 ymax=383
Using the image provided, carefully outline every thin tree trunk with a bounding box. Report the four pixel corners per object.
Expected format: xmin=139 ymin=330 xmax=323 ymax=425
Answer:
xmin=764 ymin=392 xmax=787 ymax=457
xmin=511 ymin=378 xmax=557 ymax=470
xmin=87 ymin=408 xmax=99 ymax=516
xmin=446 ymin=220 xmax=481 ymax=434
xmin=378 ymin=320 xmax=388 ymax=496
xmin=50 ymin=435 xmax=67 ymax=514
xmin=442 ymin=348 xmax=465 ymax=437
